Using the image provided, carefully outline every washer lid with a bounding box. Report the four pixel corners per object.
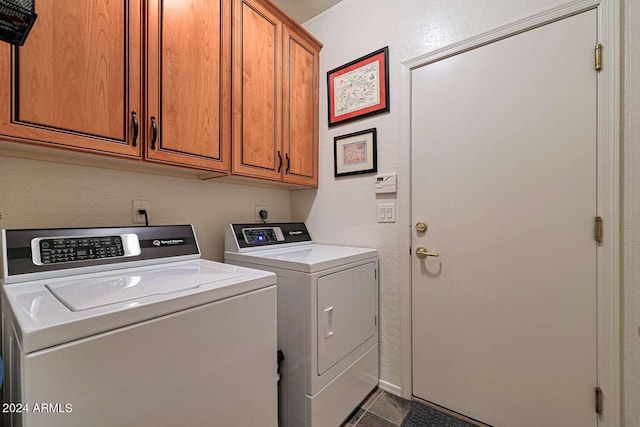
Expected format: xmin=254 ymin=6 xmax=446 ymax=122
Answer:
xmin=3 ymin=259 xmax=276 ymax=353
xmin=46 ymin=264 xmax=241 ymax=311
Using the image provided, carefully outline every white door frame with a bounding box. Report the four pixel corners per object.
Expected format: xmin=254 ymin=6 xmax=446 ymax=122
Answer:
xmin=398 ymin=0 xmax=621 ymax=425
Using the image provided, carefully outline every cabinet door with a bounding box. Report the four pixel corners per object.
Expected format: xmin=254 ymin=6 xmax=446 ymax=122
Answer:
xmin=282 ymin=27 xmax=319 ymax=187
xmin=146 ymin=0 xmax=231 ymax=172
xmin=232 ymin=0 xmax=282 ymax=181
xmin=0 ymin=0 xmax=142 ymax=157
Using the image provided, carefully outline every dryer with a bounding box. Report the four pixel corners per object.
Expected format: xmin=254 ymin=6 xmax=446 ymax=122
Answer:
xmin=1 ymin=225 xmax=277 ymax=427
xmin=224 ymin=223 xmax=379 ymax=427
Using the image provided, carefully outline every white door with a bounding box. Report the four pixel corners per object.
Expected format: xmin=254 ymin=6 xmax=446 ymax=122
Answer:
xmin=411 ymin=10 xmax=597 ymax=427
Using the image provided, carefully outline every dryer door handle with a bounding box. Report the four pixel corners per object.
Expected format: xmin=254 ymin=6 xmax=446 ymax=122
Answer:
xmin=324 ymin=306 xmax=334 ymax=339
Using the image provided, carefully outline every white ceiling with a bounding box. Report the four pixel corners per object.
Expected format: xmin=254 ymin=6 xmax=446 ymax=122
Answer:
xmin=272 ymin=0 xmax=342 ymax=23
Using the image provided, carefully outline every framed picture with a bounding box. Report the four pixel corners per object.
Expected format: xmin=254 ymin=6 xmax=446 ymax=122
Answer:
xmin=327 ymin=47 xmax=389 ymax=127
xmin=334 ymin=128 xmax=377 ymax=177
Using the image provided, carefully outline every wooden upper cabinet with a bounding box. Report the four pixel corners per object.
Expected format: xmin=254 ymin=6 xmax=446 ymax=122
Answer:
xmin=232 ymin=0 xmax=283 ymax=181
xmin=232 ymin=0 xmax=321 ymax=187
xmin=282 ymin=27 xmax=319 ymax=187
xmin=0 ymin=0 xmax=142 ymax=157
xmin=146 ymin=0 xmax=231 ymax=172
xmin=0 ymin=0 xmax=319 ymax=182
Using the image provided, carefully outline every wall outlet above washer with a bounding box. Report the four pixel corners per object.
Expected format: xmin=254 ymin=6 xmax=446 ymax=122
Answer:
xmin=132 ymin=200 xmax=150 ymax=224
xmin=255 ymin=205 xmax=269 ymax=222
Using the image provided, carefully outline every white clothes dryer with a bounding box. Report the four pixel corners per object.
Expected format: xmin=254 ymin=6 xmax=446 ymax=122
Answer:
xmin=1 ymin=225 xmax=277 ymax=427
xmin=225 ymin=222 xmax=379 ymax=427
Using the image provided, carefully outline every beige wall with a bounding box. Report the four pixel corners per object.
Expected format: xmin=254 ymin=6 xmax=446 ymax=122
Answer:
xmin=623 ymin=0 xmax=639 ymax=425
xmin=297 ymin=0 xmax=639 ymax=424
xmin=0 ymin=157 xmax=291 ymax=262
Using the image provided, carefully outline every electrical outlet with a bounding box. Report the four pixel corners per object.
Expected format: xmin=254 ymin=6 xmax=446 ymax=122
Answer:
xmin=132 ymin=200 xmax=150 ymax=224
xmin=255 ymin=205 xmax=268 ymax=222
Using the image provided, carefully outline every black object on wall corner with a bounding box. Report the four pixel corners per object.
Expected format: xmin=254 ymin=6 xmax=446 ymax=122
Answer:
xmin=0 ymin=0 xmax=37 ymax=46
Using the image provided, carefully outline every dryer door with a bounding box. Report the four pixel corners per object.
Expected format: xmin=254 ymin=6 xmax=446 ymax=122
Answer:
xmin=317 ymin=262 xmax=376 ymax=375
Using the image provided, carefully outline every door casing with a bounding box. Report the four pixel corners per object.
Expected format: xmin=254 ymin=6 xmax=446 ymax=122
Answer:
xmin=397 ymin=1 xmax=621 ymax=426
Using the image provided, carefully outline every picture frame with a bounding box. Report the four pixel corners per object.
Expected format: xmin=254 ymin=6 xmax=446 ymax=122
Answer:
xmin=327 ymin=47 xmax=389 ymax=127
xmin=334 ymin=128 xmax=377 ymax=177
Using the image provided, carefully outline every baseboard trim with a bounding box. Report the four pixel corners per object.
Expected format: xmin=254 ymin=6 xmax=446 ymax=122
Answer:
xmin=378 ymin=380 xmax=402 ymax=397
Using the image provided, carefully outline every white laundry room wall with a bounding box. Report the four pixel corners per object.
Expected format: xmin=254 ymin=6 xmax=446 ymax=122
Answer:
xmin=293 ymin=1 xmax=639 ymax=424
xmin=623 ymin=1 xmax=640 ymax=425
xmin=0 ymin=157 xmax=291 ymax=262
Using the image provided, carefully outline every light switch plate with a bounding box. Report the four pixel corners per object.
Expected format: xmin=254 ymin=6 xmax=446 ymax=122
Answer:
xmin=377 ymin=203 xmax=396 ymax=223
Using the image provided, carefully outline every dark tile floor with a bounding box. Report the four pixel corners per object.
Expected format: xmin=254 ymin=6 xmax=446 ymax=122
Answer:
xmin=341 ymin=389 xmax=486 ymax=427
xmin=340 ymin=389 xmax=412 ymax=427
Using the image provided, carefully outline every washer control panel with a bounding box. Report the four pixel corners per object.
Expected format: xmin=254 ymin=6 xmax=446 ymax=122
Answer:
xmin=3 ymin=225 xmax=200 ymax=283
xmin=31 ymin=234 xmax=141 ymax=265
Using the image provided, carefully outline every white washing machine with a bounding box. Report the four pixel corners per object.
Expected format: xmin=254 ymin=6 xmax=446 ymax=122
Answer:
xmin=1 ymin=225 xmax=278 ymax=427
xmin=224 ymin=223 xmax=379 ymax=427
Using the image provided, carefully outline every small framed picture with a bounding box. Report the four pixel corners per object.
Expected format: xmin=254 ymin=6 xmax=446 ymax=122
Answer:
xmin=334 ymin=128 xmax=377 ymax=177
xmin=327 ymin=47 xmax=390 ymax=127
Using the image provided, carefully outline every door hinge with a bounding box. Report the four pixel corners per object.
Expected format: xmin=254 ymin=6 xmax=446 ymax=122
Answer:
xmin=595 ymin=386 xmax=603 ymax=414
xmin=595 ymin=43 xmax=603 ymax=71
xmin=375 ymin=315 xmax=377 ymax=326
xmin=595 ymin=216 xmax=603 ymax=244
xmin=375 ymin=269 xmax=377 ymax=279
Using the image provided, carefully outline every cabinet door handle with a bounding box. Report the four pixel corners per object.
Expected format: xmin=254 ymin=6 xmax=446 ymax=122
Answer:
xmin=151 ymin=116 xmax=158 ymax=150
xmin=285 ymin=153 xmax=290 ymax=174
xmin=131 ymin=112 xmax=138 ymax=147
xmin=277 ymin=151 xmax=283 ymax=172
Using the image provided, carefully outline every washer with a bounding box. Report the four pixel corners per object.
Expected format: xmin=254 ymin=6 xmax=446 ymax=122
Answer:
xmin=1 ymin=225 xmax=277 ymax=427
xmin=224 ymin=222 xmax=379 ymax=427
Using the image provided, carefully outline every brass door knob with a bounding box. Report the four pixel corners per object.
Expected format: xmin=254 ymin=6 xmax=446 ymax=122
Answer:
xmin=415 ymin=221 xmax=428 ymax=233
xmin=416 ymin=246 xmax=439 ymax=258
